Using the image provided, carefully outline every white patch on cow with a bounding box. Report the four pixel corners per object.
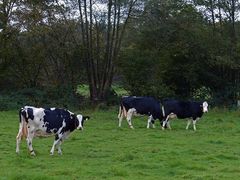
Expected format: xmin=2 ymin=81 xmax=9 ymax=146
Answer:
xmin=147 ymin=115 xmax=154 ymax=129
xmin=147 ymin=115 xmax=152 ymax=128
xmin=62 ymin=120 xmax=66 ymax=127
xmin=162 ymin=113 xmax=176 ymax=130
xmin=25 ymin=107 xmax=47 ymax=132
xmin=202 ymin=101 xmax=208 ymax=113
xmin=50 ymin=108 xmax=56 ymax=111
xmin=186 ymin=119 xmax=191 ymax=130
xmin=56 ymin=121 xmax=66 ymax=134
xmin=67 ymin=110 xmax=74 ymax=115
xmin=169 ymin=113 xmax=177 ymax=119
xmin=76 ymin=114 xmax=83 ymax=130
xmin=126 ymin=108 xmax=136 ymax=129
xmin=118 ymin=106 xmax=124 ymax=127
xmin=24 ymin=105 xmax=36 ymax=109
xmin=50 ymin=128 xmax=57 ymax=133
xmin=193 ymin=120 xmax=197 ymax=131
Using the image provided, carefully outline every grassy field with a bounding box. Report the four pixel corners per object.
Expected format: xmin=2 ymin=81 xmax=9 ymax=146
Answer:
xmin=0 ymin=108 xmax=240 ymax=179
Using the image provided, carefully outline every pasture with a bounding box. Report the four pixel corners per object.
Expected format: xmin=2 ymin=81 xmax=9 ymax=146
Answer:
xmin=0 ymin=108 xmax=240 ymax=179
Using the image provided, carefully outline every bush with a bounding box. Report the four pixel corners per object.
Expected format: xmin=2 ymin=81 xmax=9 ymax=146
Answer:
xmin=211 ymin=85 xmax=239 ymax=108
xmin=191 ymin=86 xmax=212 ymax=102
xmin=0 ymin=86 xmax=82 ymax=111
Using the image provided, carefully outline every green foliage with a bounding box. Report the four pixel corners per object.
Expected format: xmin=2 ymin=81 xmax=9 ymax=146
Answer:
xmin=1 ymin=109 xmax=240 ymax=179
xmin=1 ymin=0 xmax=240 ymax=106
xmin=76 ymin=84 xmax=90 ymax=98
xmin=112 ymin=85 xmax=129 ymax=97
xmin=192 ymin=86 xmax=212 ymax=101
xmin=119 ymin=0 xmax=240 ymax=104
xmin=0 ymin=87 xmax=80 ymax=111
xmin=119 ymin=49 xmax=175 ymax=98
xmin=212 ymin=85 xmax=240 ymax=108
xmin=76 ymin=84 xmax=129 ymax=106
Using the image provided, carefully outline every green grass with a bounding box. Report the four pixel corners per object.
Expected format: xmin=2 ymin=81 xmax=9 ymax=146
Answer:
xmin=0 ymin=108 xmax=240 ymax=179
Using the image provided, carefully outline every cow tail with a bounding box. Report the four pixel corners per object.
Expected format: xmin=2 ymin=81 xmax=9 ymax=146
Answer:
xmin=118 ymin=102 xmax=127 ymax=119
xmin=161 ymin=105 xmax=165 ymax=117
xmin=18 ymin=108 xmax=28 ymax=139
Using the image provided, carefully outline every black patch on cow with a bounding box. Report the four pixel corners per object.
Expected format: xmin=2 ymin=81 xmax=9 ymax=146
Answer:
xmin=43 ymin=108 xmax=78 ymax=133
xmin=20 ymin=108 xmax=29 ymax=123
xmin=55 ymin=134 xmax=59 ymax=140
xmin=27 ymin=108 xmax=34 ymax=120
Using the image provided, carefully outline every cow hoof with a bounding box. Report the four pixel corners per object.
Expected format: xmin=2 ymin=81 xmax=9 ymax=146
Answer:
xmin=161 ymin=127 xmax=165 ymax=130
xmin=129 ymin=125 xmax=134 ymax=129
xmin=50 ymin=152 xmax=54 ymax=156
xmin=30 ymin=151 xmax=36 ymax=156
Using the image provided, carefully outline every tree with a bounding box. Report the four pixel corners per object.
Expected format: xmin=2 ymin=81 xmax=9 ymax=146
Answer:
xmin=77 ymin=0 xmax=138 ymax=101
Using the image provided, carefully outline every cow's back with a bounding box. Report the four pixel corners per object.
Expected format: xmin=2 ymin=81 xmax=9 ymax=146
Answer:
xmin=43 ymin=108 xmax=76 ymax=133
xmin=122 ymin=96 xmax=162 ymax=119
xmin=163 ymin=100 xmax=203 ymax=119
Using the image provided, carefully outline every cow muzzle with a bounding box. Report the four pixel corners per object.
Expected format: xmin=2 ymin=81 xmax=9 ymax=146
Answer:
xmin=203 ymin=108 xmax=208 ymax=113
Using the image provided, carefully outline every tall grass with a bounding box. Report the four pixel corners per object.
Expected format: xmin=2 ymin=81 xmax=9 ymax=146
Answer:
xmin=0 ymin=108 xmax=240 ymax=179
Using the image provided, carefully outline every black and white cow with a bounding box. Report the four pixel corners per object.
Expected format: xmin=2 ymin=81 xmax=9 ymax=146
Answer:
xmin=161 ymin=100 xmax=208 ymax=131
xmin=16 ymin=106 xmax=90 ymax=156
xmin=118 ymin=96 xmax=164 ymax=129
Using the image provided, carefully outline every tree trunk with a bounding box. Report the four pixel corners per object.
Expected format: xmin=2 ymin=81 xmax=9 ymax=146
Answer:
xmin=77 ymin=0 xmax=136 ymax=102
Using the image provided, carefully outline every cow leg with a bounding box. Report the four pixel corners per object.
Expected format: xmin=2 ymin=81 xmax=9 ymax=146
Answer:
xmin=118 ymin=107 xmax=124 ymax=128
xmin=26 ymin=126 xmax=36 ymax=156
xmin=151 ymin=119 xmax=156 ymax=128
xmin=127 ymin=108 xmax=135 ymax=129
xmin=50 ymin=134 xmax=62 ymax=155
xmin=56 ymin=140 xmax=63 ymax=155
xmin=186 ymin=119 xmax=192 ymax=130
xmin=56 ymin=132 xmax=70 ymax=155
xmin=192 ymin=118 xmax=199 ymax=131
xmin=147 ymin=115 xmax=153 ymax=128
xmin=167 ymin=121 xmax=171 ymax=130
xmin=16 ymin=122 xmax=24 ymax=154
xmin=162 ymin=116 xmax=169 ymax=130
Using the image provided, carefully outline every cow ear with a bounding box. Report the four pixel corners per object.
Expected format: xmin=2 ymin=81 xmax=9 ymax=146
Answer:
xmin=83 ymin=116 xmax=90 ymax=121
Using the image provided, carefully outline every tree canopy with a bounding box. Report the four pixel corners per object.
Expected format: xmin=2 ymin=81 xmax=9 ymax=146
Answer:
xmin=0 ymin=0 xmax=240 ymax=107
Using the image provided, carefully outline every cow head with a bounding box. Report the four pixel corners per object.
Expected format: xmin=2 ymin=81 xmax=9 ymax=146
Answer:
xmin=202 ymin=101 xmax=208 ymax=113
xmin=76 ymin=114 xmax=90 ymax=130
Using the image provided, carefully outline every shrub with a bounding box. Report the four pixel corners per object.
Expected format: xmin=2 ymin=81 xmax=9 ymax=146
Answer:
xmin=0 ymin=86 xmax=82 ymax=111
xmin=191 ymin=86 xmax=212 ymax=101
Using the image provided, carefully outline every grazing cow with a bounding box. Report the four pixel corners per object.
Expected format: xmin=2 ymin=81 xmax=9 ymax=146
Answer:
xmin=161 ymin=100 xmax=208 ymax=131
xmin=118 ymin=96 xmax=164 ymax=129
xmin=16 ymin=106 xmax=90 ymax=156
